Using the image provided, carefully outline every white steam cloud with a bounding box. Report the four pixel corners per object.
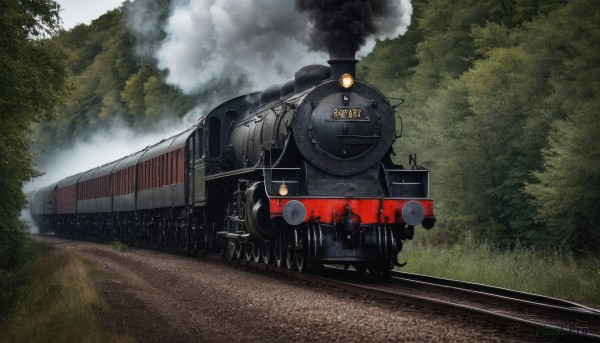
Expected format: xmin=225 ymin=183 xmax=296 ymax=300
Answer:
xmin=127 ymin=0 xmax=412 ymax=94
xmin=156 ymin=0 xmax=324 ymax=93
xmin=21 ymin=209 xmax=39 ymax=234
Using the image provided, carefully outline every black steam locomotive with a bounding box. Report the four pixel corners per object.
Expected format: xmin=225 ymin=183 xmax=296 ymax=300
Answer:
xmin=30 ymin=59 xmax=435 ymax=274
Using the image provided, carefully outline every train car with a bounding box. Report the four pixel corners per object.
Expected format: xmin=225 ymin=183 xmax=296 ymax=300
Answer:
xmin=32 ymin=58 xmax=435 ymax=275
xmin=112 ymin=148 xmax=147 ymax=242
xmin=55 ymin=173 xmax=82 ymax=235
xmin=135 ymin=127 xmax=195 ymax=248
xmin=77 ymin=160 xmax=124 ymax=237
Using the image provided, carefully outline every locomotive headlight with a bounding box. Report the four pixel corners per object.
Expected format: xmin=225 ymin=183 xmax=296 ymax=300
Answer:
xmin=339 ymin=73 xmax=354 ymax=89
xmin=278 ymin=182 xmax=289 ymax=196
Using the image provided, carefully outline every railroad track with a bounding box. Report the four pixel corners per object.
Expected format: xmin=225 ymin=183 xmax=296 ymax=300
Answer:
xmin=389 ymin=271 xmax=600 ymax=317
xmin=226 ymin=258 xmax=600 ymax=342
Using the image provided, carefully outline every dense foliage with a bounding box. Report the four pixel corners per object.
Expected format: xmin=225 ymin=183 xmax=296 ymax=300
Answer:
xmin=29 ymin=6 xmax=199 ymax=166
xmin=0 ymin=0 xmax=70 ymax=319
xmin=360 ymin=0 xmax=599 ymax=250
xmin=0 ymin=0 xmax=69 ymax=271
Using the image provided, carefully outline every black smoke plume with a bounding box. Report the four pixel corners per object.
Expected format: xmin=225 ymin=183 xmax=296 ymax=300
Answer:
xmin=296 ymin=0 xmax=407 ymax=59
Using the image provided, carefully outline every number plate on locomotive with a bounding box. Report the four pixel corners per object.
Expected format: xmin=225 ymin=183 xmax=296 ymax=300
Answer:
xmin=332 ymin=108 xmax=362 ymax=120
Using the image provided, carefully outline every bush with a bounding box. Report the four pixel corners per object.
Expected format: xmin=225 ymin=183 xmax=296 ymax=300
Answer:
xmin=110 ymin=240 xmax=128 ymax=252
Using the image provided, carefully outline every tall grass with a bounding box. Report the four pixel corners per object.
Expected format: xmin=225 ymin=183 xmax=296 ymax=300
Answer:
xmin=0 ymin=248 xmax=135 ymax=342
xmin=0 ymin=238 xmax=50 ymax=327
xmin=399 ymin=234 xmax=600 ymax=306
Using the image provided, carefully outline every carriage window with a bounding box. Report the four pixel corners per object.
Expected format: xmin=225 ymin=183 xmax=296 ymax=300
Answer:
xmin=209 ymin=117 xmax=221 ymax=158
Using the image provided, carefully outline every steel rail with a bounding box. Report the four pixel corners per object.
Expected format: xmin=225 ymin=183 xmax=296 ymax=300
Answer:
xmin=391 ymin=271 xmax=600 ymax=315
xmin=386 ymin=274 xmax=600 ymax=322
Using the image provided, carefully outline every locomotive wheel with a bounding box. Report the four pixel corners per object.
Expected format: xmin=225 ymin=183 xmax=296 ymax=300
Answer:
xmin=294 ymin=227 xmax=306 ymax=272
xmin=252 ymin=240 xmax=261 ymax=263
xmin=244 ymin=242 xmax=253 ymax=261
xmin=274 ymin=233 xmax=284 ymax=268
xmin=384 ymin=253 xmax=396 ymax=275
xmin=235 ymin=239 xmax=243 ymax=260
xmin=355 ymin=263 xmax=367 ymax=275
xmin=285 ymin=249 xmax=294 ymax=270
xmin=285 ymin=231 xmax=295 ymax=270
xmin=368 ymin=260 xmax=392 ymax=277
xmin=227 ymin=238 xmax=236 ymax=260
xmin=261 ymin=241 xmax=272 ymax=265
xmin=368 ymin=263 xmax=383 ymax=276
xmin=371 ymin=225 xmax=394 ymax=276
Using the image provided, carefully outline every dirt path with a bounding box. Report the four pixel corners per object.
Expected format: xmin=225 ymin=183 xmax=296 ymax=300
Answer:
xmin=38 ymin=236 xmax=511 ymax=342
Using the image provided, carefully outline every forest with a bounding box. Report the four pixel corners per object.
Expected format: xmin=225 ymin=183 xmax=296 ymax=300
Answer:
xmin=359 ymin=0 xmax=599 ymax=250
xmin=1 ymin=0 xmax=599 ymax=279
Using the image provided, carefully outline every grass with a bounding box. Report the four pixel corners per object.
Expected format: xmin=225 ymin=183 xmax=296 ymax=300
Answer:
xmin=398 ymin=235 xmax=600 ymax=306
xmin=0 ymin=247 xmax=135 ymax=343
xmin=110 ymin=240 xmax=129 ymax=252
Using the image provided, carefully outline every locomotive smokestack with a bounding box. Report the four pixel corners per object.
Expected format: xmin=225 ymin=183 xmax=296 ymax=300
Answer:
xmin=328 ymin=58 xmax=358 ymax=79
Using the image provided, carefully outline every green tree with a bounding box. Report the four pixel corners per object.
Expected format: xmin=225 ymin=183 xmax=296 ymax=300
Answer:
xmin=525 ymin=0 xmax=600 ymax=250
xmin=389 ymin=0 xmax=517 ymax=244
xmin=0 ymin=0 xmax=69 ymax=268
xmin=121 ymin=65 xmax=197 ymax=128
xmin=361 ymin=0 xmax=591 ymax=248
xmin=30 ymin=7 xmax=199 ymax=158
xmin=527 ymin=101 xmax=600 ymax=250
xmin=458 ymin=0 xmax=598 ymax=246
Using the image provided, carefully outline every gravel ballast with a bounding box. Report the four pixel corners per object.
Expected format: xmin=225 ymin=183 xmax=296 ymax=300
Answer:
xmin=38 ymin=236 xmax=514 ymax=342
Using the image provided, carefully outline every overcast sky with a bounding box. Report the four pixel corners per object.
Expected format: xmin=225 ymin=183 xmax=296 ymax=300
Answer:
xmin=57 ymin=0 xmax=125 ymax=30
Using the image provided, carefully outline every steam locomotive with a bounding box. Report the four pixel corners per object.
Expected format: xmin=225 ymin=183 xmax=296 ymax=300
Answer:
xmin=30 ymin=59 xmax=435 ymax=274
